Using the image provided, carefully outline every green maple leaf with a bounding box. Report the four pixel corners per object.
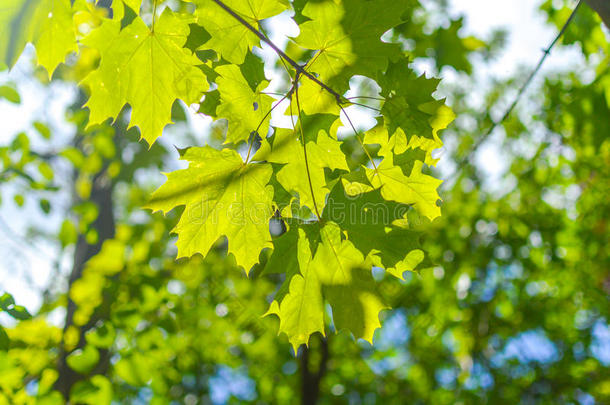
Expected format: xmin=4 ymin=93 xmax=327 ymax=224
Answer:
xmin=266 ymin=221 xmax=386 ymax=348
xmin=364 ymin=119 xmax=416 ymax=159
xmin=372 ymin=159 xmax=442 ymax=221
xmin=346 ymin=158 xmax=442 ymax=221
xmin=293 ymin=79 xmax=341 ymax=115
xmin=122 ymin=0 xmax=143 ymax=14
xmin=323 ymin=180 xmax=426 ymax=278
xmin=382 ymin=96 xmax=436 ymax=140
xmin=313 ymin=222 xmax=387 ymax=343
xmin=0 ymin=0 xmax=77 ymax=76
xmin=378 ymin=59 xmax=444 ymax=140
xmin=145 ymin=146 xmax=274 ymax=273
xmin=364 ymin=107 xmax=454 ymax=168
xmin=283 ymin=69 xmax=344 ymax=117
xmin=215 ymin=64 xmax=273 ymax=144
xmin=4 ymin=0 xmax=454 ymax=352
xmin=199 ymin=89 xmax=221 ymax=116
xmin=239 ymin=50 xmax=268 ymax=92
xmin=81 ymin=8 xmax=208 ymax=145
xmin=294 ymin=0 xmax=411 ymax=90
xmin=193 ymin=0 xmax=289 ymax=64
xmin=263 ymin=221 xmax=299 ymax=277
xmin=355 ymin=119 xmax=445 ymax=221
xmin=253 ymin=125 xmax=348 ymax=213
xmin=364 ymin=121 xmax=426 ymax=175
xmin=265 ymin=224 xmax=325 ymax=351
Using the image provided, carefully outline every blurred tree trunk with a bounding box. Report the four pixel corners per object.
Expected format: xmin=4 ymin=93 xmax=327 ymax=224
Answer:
xmin=585 ymin=0 xmax=610 ymax=29
xmin=299 ymin=337 xmax=329 ymax=405
xmin=54 ymin=0 xmax=117 ymax=396
xmin=54 ymin=152 xmax=116 ymax=399
xmin=54 ymin=90 xmax=118 ymax=398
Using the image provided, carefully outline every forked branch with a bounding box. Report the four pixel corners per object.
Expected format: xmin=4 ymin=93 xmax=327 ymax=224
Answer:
xmin=211 ymin=0 xmax=345 ymax=104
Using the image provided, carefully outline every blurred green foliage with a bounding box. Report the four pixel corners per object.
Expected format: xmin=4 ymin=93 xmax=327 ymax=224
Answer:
xmin=0 ymin=0 xmax=609 ymax=404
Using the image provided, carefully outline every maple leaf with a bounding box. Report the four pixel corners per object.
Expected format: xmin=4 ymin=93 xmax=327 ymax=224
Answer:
xmin=215 ymin=64 xmax=274 ymax=144
xmin=293 ymin=79 xmax=341 ymax=116
xmin=253 ymin=125 xmax=348 ymax=213
xmin=313 ymin=222 xmax=387 ymax=343
xmin=364 ymin=106 xmax=454 ymax=168
xmin=81 ymin=8 xmax=208 ymax=145
xmin=8 ymin=0 xmax=454 ymax=353
xmin=0 ymin=0 xmax=77 ymax=76
xmin=344 ymin=159 xmax=442 ymax=221
xmin=265 ymin=224 xmax=325 ymax=351
xmin=364 ymin=121 xmax=428 ymax=177
xmin=145 ymin=146 xmax=274 ymax=273
xmin=367 ymin=159 xmax=442 ymax=221
xmin=354 ymin=120 xmax=445 ymax=220
xmin=121 ymin=0 xmax=142 ymax=12
xmin=192 ymin=0 xmax=290 ymax=64
xmin=323 ymin=180 xmax=426 ymax=278
xmin=267 ymin=221 xmax=386 ymax=348
xmin=294 ymin=0 xmax=411 ymax=90
xmin=378 ymin=59 xmax=444 ymax=140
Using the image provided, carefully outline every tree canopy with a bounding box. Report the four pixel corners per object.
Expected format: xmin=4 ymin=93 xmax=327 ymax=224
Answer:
xmin=0 ymin=0 xmax=609 ymax=404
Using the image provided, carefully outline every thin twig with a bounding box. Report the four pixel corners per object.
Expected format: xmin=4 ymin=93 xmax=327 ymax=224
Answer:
xmin=339 ymin=105 xmax=379 ymax=175
xmin=259 ymin=24 xmax=294 ymax=83
xmin=260 ymin=91 xmax=288 ymax=97
xmin=452 ymin=0 xmax=583 ymax=178
xmin=212 ymin=0 xmax=346 ymax=104
xmin=347 ymin=95 xmax=385 ymax=101
xmin=245 ymin=85 xmax=295 ymax=163
xmin=346 ymin=100 xmax=381 ymax=112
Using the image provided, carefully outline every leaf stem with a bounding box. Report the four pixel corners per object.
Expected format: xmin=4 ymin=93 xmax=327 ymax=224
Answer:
xmin=346 ymin=101 xmax=381 ymax=112
xmin=259 ymin=24 xmax=293 ymax=79
xmin=245 ymin=85 xmax=295 ymax=164
xmin=152 ymin=0 xmax=158 ymax=32
xmin=339 ymin=105 xmax=379 ymax=175
xmin=294 ymin=75 xmax=322 ymax=221
xmin=212 ymin=0 xmax=382 ymax=203
xmin=347 ymin=96 xmax=385 ymax=101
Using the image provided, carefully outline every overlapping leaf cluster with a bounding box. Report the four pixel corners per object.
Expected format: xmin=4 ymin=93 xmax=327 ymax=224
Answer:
xmin=3 ymin=0 xmax=452 ymax=349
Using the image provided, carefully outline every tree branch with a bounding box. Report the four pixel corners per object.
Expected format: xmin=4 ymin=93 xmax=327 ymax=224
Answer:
xmin=449 ymin=0 xmax=583 ymax=182
xmin=211 ymin=0 xmax=346 ymax=104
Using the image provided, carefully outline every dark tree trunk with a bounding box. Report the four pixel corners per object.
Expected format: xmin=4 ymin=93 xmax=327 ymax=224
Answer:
xmin=54 ymin=88 xmax=119 ymax=398
xmin=55 ymin=167 xmax=115 ymax=399
xmin=299 ymin=336 xmax=330 ymax=405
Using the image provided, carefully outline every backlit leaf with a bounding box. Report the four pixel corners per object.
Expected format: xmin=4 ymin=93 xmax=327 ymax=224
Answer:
xmin=146 ymin=146 xmax=274 ymax=272
xmin=82 ymin=8 xmax=208 ymax=145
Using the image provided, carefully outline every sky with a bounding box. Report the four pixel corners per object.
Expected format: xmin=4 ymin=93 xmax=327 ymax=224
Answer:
xmin=0 ymin=0 xmax=588 ymax=313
